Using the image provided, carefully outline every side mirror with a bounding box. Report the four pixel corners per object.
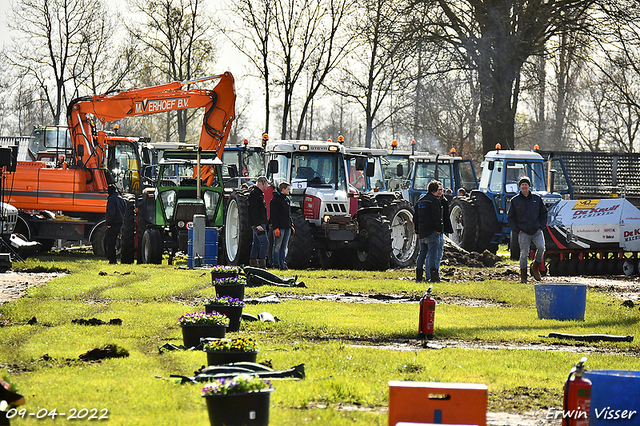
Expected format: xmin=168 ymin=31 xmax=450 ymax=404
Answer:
xmin=488 ymin=160 xmax=494 ymax=171
xmin=268 ymin=159 xmax=278 ymax=174
xmin=76 ymin=144 xmax=85 ymax=166
xmin=228 ymin=164 xmax=238 ymax=178
xmin=396 ymin=164 xmax=403 ymax=177
xmin=355 ymin=157 xmax=366 ymax=171
xmin=366 ymin=161 xmax=375 ymax=177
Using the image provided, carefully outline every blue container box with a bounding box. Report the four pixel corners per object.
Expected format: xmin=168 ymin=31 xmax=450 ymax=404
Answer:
xmin=583 ymin=370 xmax=640 ymax=425
xmin=534 ymin=283 xmax=586 ymax=320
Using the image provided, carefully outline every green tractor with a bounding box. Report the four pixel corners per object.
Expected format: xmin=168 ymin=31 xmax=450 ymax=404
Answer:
xmin=131 ymin=149 xmax=225 ymax=264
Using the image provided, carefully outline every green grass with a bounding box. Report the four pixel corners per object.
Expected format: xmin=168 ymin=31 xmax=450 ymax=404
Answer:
xmin=1 ymin=253 xmax=639 ymax=425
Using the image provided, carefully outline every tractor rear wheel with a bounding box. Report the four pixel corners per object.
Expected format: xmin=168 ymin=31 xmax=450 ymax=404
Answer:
xmin=91 ymin=224 xmax=107 ymax=258
xmin=224 ymin=190 xmax=252 ymax=266
xmin=448 ymin=197 xmax=478 ymax=252
xmin=382 ymin=200 xmax=417 ymax=268
xmin=120 ymin=197 xmax=136 ymax=264
xmin=473 ymin=193 xmax=500 ymax=253
xmin=286 ymin=211 xmax=314 ymax=269
xmin=141 ymin=228 xmax=163 ymax=264
xmin=352 ymin=213 xmax=392 ymax=271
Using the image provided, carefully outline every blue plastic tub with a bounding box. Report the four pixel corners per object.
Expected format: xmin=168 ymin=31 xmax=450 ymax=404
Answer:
xmin=534 ymin=283 xmax=586 ymax=320
xmin=583 ymin=370 xmax=640 ymax=425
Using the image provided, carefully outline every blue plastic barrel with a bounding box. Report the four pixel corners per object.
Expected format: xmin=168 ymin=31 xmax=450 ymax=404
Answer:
xmin=534 ymin=283 xmax=586 ymax=320
xmin=583 ymin=370 xmax=640 ymax=425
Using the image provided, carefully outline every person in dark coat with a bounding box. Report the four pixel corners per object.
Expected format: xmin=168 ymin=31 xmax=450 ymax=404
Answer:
xmin=414 ymin=180 xmax=445 ymax=282
xmin=1 ymin=378 xmax=25 ymax=425
xmin=507 ymin=176 xmax=548 ymax=283
xmin=105 ymin=184 xmax=125 ymax=264
xmin=248 ymin=176 xmax=270 ymax=268
xmin=433 ymin=188 xmax=454 ymax=282
xmin=269 ymin=181 xmax=294 ymax=269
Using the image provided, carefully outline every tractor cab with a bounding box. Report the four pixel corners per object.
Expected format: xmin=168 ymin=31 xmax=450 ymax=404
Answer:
xmin=406 ymin=155 xmax=477 ymax=205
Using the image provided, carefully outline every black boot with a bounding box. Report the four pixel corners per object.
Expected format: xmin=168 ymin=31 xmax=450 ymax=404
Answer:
xmin=430 ymin=269 xmax=439 ymax=283
xmin=416 ymin=269 xmax=424 ymax=282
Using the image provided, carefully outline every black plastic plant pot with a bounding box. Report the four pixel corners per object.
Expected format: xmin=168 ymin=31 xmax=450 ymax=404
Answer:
xmin=181 ymin=324 xmax=226 ymax=348
xmin=211 ymin=271 xmax=240 ymax=281
xmin=204 ymin=305 xmax=243 ymax=332
xmin=204 ymin=390 xmax=272 ymax=426
xmin=205 ymin=350 xmax=258 ymax=366
xmin=214 ymin=283 xmax=245 ymax=301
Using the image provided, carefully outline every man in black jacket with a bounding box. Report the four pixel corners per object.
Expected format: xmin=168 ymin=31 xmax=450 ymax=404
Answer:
xmin=507 ymin=176 xmax=548 ymax=283
xmin=105 ymin=184 xmax=125 ymax=264
xmin=270 ymin=181 xmax=294 ymax=269
xmin=249 ymin=176 xmax=270 ymax=268
xmin=415 ymin=180 xmax=450 ymax=282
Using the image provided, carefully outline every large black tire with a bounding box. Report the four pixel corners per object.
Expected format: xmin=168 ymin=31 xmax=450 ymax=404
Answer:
xmin=120 ymin=197 xmax=136 ymax=264
xmin=352 ymin=213 xmax=392 ymax=271
xmin=473 ymin=193 xmax=500 ymax=253
xmin=448 ymin=197 xmax=478 ymax=252
xmin=286 ymin=211 xmax=314 ymax=269
xmin=382 ymin=200 xmax=417 ymax=268
xmin=141 ymin=228 xmax=163 ymax=264
xmin=224 ymin=190 xmax=252 ymax=266
xmin=91 ymin=223 xmax=107 ymax=257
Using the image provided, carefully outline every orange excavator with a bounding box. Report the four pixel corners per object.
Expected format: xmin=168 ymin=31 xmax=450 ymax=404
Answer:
xmin=3 ymin=72 xmax=235 ymax=259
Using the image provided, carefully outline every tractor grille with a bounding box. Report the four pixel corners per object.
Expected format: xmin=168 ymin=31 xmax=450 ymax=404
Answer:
xmin=324 ymin=203 xmax=347 ymax=214
xmin=174 ymin=202 xmax=206 ymax=224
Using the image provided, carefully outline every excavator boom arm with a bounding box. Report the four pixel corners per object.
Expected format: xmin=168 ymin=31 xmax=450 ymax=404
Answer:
xmin=67 ymin=72 xmax=235 ymax=172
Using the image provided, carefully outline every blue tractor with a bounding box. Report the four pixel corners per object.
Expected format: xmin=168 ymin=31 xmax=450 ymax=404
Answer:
xmin=448 ymin=148 xmax=572 ymax=255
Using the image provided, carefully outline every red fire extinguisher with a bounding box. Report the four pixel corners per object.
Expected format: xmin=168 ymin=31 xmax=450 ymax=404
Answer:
xmin=418 ymin=285 xmax=435 ymax=340
xmin=563 ymin=357 xmax=591 ymax=426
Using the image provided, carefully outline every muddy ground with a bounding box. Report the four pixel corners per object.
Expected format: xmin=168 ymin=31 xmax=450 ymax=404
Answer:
xmin=1 ymin=261 xmax=638 ymax=426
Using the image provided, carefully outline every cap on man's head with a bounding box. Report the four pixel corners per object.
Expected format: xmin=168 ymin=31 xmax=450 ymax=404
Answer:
xmin=518 ymin=176 xmax=531 ymax=187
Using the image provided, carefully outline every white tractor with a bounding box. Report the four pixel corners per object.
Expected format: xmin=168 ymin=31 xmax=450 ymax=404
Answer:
xmin=224 ymin=140 xmax=392 ymax=270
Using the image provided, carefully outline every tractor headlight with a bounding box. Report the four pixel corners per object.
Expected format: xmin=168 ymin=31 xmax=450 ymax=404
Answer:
xmin=323 ymin=214 xmax=331 ymax=223
xmin=177 ymin=220 xmax=185 ymax=228
xmin=160 ymin=190 xmax=176 ymax=221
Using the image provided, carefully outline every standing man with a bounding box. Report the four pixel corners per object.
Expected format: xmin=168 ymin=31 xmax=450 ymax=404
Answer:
xmin=249 ymin=176 xmax=270 ymax=268
xmin=507 ymin=176 xmax=547 ymax=283
xmin=270 ymin=181 xmax=294 ymax=270
xmin=105 ymin=184 xmax=125 ymax=264
xmin=415 ymin=180 xmax=445 ymax=282
xmin=433 ymin=184 xmax=453 ymax=282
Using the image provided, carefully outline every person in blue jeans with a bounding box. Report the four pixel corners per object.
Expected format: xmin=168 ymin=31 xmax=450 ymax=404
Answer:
xmin=507 ymin=176 xmax=547 ymax=283
xmin=414 ymin=180 xmax=445 ymax=282
xmin=249 ymin=176 xmax=270 ymax=268
xmin=270 ymin=181 xmax=294 ymax=269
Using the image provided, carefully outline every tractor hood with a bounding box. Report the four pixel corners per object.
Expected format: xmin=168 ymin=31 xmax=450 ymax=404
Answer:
xmin=545 ymin=198 xmax=640 ymax=251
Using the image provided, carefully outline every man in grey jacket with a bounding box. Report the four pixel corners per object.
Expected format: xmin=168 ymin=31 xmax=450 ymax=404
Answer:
xmin=507 ymin=176 xmax=547 ymax=283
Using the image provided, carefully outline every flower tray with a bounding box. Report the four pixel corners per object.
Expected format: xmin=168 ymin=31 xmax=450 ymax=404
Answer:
xmin=204 ymin=390 xmax=272 ymax=426
xmin=181 ymin=324 xmax=226 ymax=348
xmin=204 ymin=305 xmax=243 ymax=332
xmin=205 ymin=350 xmax=258 ymax=366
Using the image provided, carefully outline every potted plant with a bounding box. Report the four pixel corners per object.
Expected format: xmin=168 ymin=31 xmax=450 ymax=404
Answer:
xmin=213 ymin=276 xmax=246 ymax=300
xmin=203 ymin=337 xmax=259 ymax=366
xmin=178 ymin=312 xmax=229 ymax=348
xmin=210 ymin=265 xmax=241 ymax=280
xmin=201 ymin=374 xmax=273 ymax=426
xmin=204 ymin=296 xmax=245 ymax=332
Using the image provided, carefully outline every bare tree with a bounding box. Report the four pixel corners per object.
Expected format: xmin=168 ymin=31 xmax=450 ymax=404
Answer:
xmin=7 ymin=0 xmax=113 ymax=124
xmin=330 ymin=0 xmax=414 ymax=148
xmin=413 ymin=0 xmax=596 ymax=154
xmin=128 ymin=0 xmax=217 ymax=143
xmin=227 ymin=0 xmax=274 ymax=135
